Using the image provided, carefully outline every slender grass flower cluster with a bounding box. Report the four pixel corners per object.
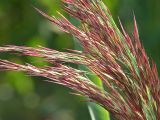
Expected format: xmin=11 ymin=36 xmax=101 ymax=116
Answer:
xmin=0 ymin=0 xmax=160 ymax=119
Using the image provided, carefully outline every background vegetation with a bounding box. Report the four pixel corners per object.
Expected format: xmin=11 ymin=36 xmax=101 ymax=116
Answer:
xmin=0 ymin=0 xmax=160 ymax=120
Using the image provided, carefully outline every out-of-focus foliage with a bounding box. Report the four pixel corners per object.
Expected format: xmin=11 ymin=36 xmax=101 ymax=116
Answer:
xmin=0 ymin=0 xmax=160 ymax=120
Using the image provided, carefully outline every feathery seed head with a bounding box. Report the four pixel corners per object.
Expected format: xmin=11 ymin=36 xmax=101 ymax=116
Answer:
xmin=0 ymin=0 xmax=160 ymax=119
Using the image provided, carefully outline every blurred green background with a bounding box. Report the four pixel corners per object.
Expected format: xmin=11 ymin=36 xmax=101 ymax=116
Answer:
xmin=0 ymin=0 xmax=160 ymax=120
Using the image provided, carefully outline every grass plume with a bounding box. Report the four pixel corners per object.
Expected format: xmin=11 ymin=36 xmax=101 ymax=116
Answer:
xmin=0 ymin=0 xmax=160 ymax=119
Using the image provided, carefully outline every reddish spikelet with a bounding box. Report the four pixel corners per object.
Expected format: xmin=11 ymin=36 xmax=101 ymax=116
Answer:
xmin=0 ymin=0 xmax=159 ymax=119
xmin=0 ymin=45 xmax=88 ymax=65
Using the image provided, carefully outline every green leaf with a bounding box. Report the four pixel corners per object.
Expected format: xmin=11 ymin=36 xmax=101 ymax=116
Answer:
xmin=88 ymin=75 xmax=110 ymax=120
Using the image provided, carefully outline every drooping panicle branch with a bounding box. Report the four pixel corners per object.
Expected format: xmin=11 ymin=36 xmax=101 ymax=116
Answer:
xmin=0 ymin=45 xmax=88 ymax=65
